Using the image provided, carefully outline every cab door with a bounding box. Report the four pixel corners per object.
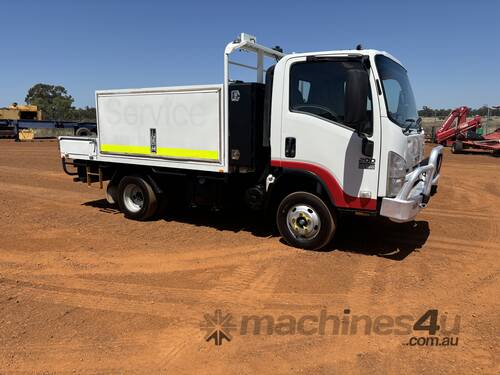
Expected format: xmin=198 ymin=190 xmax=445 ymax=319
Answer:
xmin=278 ymin=56 xmax=381 ymax=210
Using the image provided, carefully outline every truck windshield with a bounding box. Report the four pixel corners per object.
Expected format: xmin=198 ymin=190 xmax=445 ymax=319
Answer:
xmin=375 ymin=55 xmax=418 ymax=129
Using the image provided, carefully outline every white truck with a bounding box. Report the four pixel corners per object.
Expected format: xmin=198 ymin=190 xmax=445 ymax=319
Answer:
xmin=59 ymin=33 xmax=443 ymax=250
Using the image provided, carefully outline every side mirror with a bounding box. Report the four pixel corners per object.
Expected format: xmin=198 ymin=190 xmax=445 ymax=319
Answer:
xmin=344 ymin=68 xmax=370 ymax=134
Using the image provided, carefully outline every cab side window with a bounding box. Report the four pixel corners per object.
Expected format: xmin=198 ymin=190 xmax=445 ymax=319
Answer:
xmin=290 ymin=60 xmax=372 ymax=134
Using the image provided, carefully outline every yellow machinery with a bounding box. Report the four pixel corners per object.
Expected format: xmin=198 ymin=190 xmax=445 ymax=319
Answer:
xmin=0 ymin=103 xmax=42 ymax=120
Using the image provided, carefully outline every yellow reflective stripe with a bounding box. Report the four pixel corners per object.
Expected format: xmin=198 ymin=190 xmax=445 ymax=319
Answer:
xmin=100 ymin=144 xmax=219 ymax=160
xmin=100 ymin=144 xmax=150 ymax=154
xmin=157 ymin=147 xmax=218 ymax=160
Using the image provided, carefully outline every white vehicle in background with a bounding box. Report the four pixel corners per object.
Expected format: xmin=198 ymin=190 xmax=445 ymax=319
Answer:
xmin=59 ymin=33 xmax=443 ymax=250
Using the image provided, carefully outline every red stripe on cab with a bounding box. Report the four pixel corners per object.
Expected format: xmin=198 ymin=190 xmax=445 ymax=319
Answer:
xmin=271 ymin=159 xmax=377 ymax=211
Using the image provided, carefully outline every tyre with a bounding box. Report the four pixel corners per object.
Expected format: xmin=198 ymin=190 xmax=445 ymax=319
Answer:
xmin=76 ymin=127 xmax=91 ymax=137
xmin=105 ymin=183 xmax=118 ymax=205
xmin=276 ymin=191 xmax=336 ymax=250
xmin=430 ymin=185 xmax=438 ymax=196
xmin=451 ymin=141 xmax=463 ymax=154
xmin=118 ymin=176 xmax=158 ymax=220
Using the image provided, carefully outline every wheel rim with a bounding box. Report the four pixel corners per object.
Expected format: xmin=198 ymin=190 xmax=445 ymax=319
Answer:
xmin=123 ymin=184 xmax=144 ymax=213
xmin=286 ymin=204 xmax=321 ymax=240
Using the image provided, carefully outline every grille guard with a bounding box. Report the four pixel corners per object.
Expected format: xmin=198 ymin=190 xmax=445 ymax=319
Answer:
xmin=380 ymin=145 xmax=443 ymax=222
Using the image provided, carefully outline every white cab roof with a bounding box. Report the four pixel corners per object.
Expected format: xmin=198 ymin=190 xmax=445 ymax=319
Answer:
xmin=281 ymin=49 xmax=404 ymax=69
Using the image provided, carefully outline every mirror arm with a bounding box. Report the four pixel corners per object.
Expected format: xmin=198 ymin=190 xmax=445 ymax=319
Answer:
xmin=362 ymin=137 xmax=374 ymax=158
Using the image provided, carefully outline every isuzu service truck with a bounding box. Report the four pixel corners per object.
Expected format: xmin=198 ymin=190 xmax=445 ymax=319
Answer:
xmin=59 ymin=33 xmax=443 ymax=250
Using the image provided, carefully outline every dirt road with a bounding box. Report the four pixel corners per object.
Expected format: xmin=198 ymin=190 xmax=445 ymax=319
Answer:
xmin=0 ymin=140 xmax=498 ymax=374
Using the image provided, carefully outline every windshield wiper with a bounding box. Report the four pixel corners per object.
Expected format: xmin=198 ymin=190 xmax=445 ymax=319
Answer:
xmin=402 ymin=119 xmax=415 ymax=134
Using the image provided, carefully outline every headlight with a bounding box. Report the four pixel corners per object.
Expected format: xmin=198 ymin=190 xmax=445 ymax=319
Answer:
xmin=387 ymin=151 xmax=406 ymax=197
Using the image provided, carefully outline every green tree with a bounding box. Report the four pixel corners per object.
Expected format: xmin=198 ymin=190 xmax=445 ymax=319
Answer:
xmin=25 ymin=83 xmax=74 ymax=120
xmin=418 ymin=106 xmax=434 ymax=117
xmin=474 ymin=106 xmax=489 ymax=117
xmin=67 ymin=106 xmax=97 ymax=122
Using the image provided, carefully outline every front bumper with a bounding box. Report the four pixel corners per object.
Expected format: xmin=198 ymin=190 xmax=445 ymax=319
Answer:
xmin=380 ymin=145 xmax=443 ymax=222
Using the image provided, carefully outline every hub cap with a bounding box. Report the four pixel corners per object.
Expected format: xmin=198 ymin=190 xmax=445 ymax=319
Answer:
xmin=123 ymin=184 xmax=144 ymax=213
xmin=286 ymin=204 xmax=321 ymax=239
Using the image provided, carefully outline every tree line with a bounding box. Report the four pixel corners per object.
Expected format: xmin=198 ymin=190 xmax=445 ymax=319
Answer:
xmin=25 ymin=83 xmax=96 ymax=122
xmin=418 ymin=105 xmax=500 ymax=118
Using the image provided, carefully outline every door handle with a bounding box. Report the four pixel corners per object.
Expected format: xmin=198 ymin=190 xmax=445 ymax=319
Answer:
xmin=285 ymin=137 xmax=296 ymax=158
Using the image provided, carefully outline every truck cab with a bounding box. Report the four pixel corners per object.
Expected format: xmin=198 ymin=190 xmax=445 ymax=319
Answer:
xmin=59 ymin=33 xmax=443 ymax=250
xmin=267 ymin=47 xmax=441 ymax=218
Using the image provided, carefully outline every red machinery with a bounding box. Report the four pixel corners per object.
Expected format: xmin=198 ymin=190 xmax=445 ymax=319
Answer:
xmin=435 ymin=106 xmax=500 ymax=155
xmin=435 ymin=106 xmax=481 ymax=145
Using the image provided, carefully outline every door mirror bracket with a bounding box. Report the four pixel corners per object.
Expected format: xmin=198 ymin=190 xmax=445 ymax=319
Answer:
xmin=362 ymin=137 xmax=374 ymax=157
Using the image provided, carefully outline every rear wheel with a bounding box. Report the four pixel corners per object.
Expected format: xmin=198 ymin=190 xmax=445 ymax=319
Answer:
xmin=276 ymin=192 xmax=336 ymax=250
xmin=118 ymin=176 xmax=158 ymax=220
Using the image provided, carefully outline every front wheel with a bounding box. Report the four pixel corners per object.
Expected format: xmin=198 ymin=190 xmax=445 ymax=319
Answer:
xmin=276 ymin=192 xmax=336 ymax=250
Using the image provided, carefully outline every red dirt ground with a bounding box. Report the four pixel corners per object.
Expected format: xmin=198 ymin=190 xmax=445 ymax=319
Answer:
xmin=0 ymin=140 xmax=498 ymax=374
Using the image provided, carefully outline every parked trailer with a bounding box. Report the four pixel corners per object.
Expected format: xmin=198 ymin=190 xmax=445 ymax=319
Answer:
xmin=0 ymin=120 xmax=16 ymax=138
xmin=0 ymin=119 xmax=97 ymax=139
xmin=59 ymin=33 xmax=443 ymax=250
xmin=451 ymin=130 xmax=500 ymax=155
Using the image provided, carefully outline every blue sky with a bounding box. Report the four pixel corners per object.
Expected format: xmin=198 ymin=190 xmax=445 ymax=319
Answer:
xmin=2 ymin=0 xmax=499 ymax=109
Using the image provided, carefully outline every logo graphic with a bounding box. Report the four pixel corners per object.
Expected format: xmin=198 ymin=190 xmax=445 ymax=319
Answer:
xmin=200 ymin=308 xmax=460 ymax=347
xmin=231 ymin=90 xmax=240 ymax=102
xmin=359 ymin=157 xmax=376 ymax=169
xmin=200 ymin=309 xmax=236 ymax=346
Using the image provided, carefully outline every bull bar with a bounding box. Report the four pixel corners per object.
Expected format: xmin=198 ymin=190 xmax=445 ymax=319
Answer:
xmin=380 ymin=145 xmax=443 ymax=222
